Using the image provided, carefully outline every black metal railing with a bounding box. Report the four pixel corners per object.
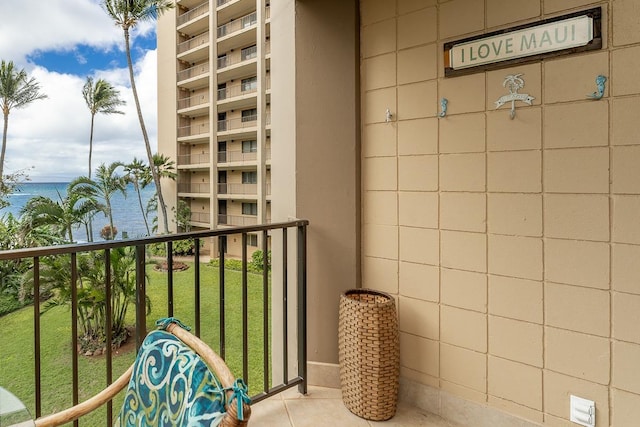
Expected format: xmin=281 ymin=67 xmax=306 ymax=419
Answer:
xmin=0 ymin=220 xmax=308 ymax=424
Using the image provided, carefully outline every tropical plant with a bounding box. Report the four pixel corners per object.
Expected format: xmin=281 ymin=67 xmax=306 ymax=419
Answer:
xmin=173 ymin=199 xmax=191 ymax=233
xmin=250 ymin=249 xmax=271 ymax=272
xmin=148 ymin=238 xmax=202 ymax=257
xmin=124 ymin=157 xmax=151 ymax=235
xmin=0 ymin=60 xmax=47 ymax=180
xmin=70 ymin=162 xmax=127 ymax=240
xmin=138 ymin=153 xmax=177 ymax=234
xmin=0 ymin=214 xmax=30 ymax=302
xmin=150 ymin=153 xmax=177 ymax=183
xmin=0 ymin=213 xmax=60 ymax=311
xmin=102 ymin=0 xmax=174 ymax=234
xmin=22 ymin=247 xmax=150 ymax=351
xmin=0 ymin=167 xmax=31 ymax=209
xmin=82 ymin=77 xmax=126 ymax=178
xmin=19 ymin=187 xmax=103 ymax=243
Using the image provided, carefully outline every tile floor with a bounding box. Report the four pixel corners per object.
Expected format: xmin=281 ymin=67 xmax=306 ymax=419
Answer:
xmin=250 ymin=386 xmax=462 ymax=426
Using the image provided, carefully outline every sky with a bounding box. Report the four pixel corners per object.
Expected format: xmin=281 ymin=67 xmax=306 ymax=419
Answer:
xmin=0 ymin=0 xmax=160 ymax=182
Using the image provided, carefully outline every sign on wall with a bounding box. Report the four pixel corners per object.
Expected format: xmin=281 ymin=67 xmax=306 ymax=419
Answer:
xmin=444 ymin=7 xmax=602 ymax=77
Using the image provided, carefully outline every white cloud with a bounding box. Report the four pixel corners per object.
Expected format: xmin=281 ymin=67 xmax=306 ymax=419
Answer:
xmin=0 ymin=0 xmax=122 ymax=67
xmin=0 ymin=0 xmax=160 ymax=182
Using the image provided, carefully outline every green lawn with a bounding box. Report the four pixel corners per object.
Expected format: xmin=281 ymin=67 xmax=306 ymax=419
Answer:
xmin=0 ymin=261 xmax=270 ymax=425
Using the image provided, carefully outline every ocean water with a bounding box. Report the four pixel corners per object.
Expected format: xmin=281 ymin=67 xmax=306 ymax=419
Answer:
xmin=0 ymin=182 xmax=157 ymax=241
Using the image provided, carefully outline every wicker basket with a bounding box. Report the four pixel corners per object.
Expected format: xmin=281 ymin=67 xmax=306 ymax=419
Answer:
xmin=338 ymin=289 xmax=399 ymax=421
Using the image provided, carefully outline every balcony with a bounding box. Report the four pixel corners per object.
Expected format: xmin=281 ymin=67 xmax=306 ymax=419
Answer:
xmin=177 ymin=92 xmax=210 ymax=117
xmin=176 ymin=1 xmax=209 ymax=35
xmin=217 ymin=12 xmax=256 ymax=38
xmin=217 ymin=82 xmax=257 ymax=110
xmin=217 ymin=115 xmax=255 ymax=131
xmin=177 ymin=31 xmax=209 ymax=63
xmin=189 ymin=211 xmax=211 ymax=225
xmin=217 ymin=12 xmax=257 ymax=52
xmin=177 ymin=122 xmax=210 ymax=144
xmin=217 ymin=182 xmax=256 ymax=197
xmin=0 ymin=221 xmax=309 ymax=425
xmin=218 ymin=149 xmax=257 ymax=165
xmin=218 ymin=214 xmax=258 ymax=227
xmin=177 ymin=0 xmax=203 ymax=9
xmin=177 ymin=152 xmax=210 ymax=168
xmin=178 ymin=182 xmax=211 ymax=195
xmin=177 ymin=62 xmax=210 ymax=89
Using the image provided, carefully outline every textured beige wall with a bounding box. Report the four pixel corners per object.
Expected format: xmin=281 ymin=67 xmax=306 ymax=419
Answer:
xmin=360 ymin=0 xmax=640 ymax=425
xmin=157 ymin=8 xmax=179 ymax=231
xmin=293 ymin=0 xmax=360 ymax=365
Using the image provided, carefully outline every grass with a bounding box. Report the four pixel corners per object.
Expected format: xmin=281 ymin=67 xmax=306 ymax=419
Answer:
xmin=0 ymin=261 xmax=271 ymax=425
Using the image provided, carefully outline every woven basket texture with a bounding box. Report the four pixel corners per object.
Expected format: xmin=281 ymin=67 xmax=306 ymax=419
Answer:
xmin=338 ymin=289 xmax=399 ymax=421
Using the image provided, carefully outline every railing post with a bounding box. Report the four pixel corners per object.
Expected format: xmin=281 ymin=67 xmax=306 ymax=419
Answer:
xmin=33 ymin=257 xmax=41 ymax=418
xmin=297 ymin=224 xmax=308 ymax=395
xmin=135 ymin=245 xmax=147 ymax=350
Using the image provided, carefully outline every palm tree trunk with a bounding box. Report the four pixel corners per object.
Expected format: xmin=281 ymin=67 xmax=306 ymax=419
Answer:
xmin=123 ymin=28 xmax=170 ymax=234
xmin=134 ymin=181 xmax=150 ymax=235
xmin=88 ymin=114 xmax=95 ymax=179
xmin=106 ymin=199 xmax=115 ymax=240
xmin=1 ymin=110 xmax=9 ymax=179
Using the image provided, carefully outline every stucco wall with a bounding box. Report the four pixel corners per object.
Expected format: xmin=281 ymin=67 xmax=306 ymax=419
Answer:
xmin=360 ymin=1 xmax=640 ymax=425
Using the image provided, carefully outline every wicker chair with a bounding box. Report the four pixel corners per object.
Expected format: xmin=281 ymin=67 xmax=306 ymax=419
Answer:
xmin=34 ymin=319 xmax=251 ymax=427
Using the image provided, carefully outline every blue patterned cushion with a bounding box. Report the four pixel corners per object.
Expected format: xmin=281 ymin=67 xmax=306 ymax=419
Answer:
xmin=114 ymin=330 xmax=226 ymax=427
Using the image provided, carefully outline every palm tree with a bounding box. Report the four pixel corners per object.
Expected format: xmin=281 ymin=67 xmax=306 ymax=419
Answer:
xmin=151 ymin=152 xmax=177 ymax=183
xmin=143 ymin=153 xmax=177 ymax=233
xmin=82 ymin=77 xmax=126 ymax=178
xmin=123 ymin=157 xmax=150 ymax=235
xmin=102 ymin=0 xmax=174 ymax=234
xmin=0 ymin=60 xmax=47 ymax=179
xmin=70 ymin=162 xmax=127 ymax=240
xmin=20 ymin=189 xmax=102 ymax=243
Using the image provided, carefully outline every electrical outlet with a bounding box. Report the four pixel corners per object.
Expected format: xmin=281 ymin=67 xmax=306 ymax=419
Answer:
xmin=570 ymin=395 xmax=595 ymax=427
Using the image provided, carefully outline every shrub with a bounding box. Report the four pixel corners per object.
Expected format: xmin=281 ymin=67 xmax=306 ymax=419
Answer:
xmin=209 ymin=250 xmax=271 ymax=273
xmin=250 ymin=250 xmax=271 ymax=272
xmin=148 ymin=239 xmax=202 ymax=257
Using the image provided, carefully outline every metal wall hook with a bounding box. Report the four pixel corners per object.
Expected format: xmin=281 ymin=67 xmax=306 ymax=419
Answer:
xmin=439 ymin=98 xmax=448 ymax=118
xmin=587 ymin=75 xmax=607 ymax=100
xmin=495 ymin=74 xmax=534 ymax=120
xmin=385 ymin=108 xmax=393 ymax=123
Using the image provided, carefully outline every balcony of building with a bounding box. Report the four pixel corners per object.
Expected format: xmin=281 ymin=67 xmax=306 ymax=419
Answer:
xmin=216 ymin=0 xmax=260 ymax=31
xmin=217 ymin=79 xmax=258 ymax=111
xmin=177 ymin=61 xmax=210 ymax=89
xmin=177 ymin=91 xmax=210 ymax=117
xmin=176 ymin=0 xmax=204 ymax=9
xmin=177 ymin=182 xmax=212 ymax=198
xmin=217 ymin=214 xmax=259 ymax=227
xmin=217 ymin=11 xmax=257 ymax=53
xmin=177 ymin=30 xmax=209 ymax=63
xmin=188 ymin=210 xmax=211 ymax=227
xmin=218 ymin=150 xmax=258 ymax=169
xmin=217 ymin=182 xmax=256 ymax=199
xmin=217 ymin=115 xmax=258 ymax=140
xmin=176 ymin=0 xmax=209 ymax=36
xmin=177 ymin=121 xmax=210 ymax=143
xmin=217 ymin=45 xmax=258 ymax=81
xmin=177 ymin=151 xmax=211 ymax=169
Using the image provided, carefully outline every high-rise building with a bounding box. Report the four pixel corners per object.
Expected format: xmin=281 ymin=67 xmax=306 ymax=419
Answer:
xmin=157 ymin=0 xmax=270 ymax=257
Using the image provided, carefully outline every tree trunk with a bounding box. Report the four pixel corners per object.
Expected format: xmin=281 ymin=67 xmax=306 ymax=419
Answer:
xmin=1 ymin=109 xmax=9 ymax=180
xmin=134 ymin=181 xmax=150 ymax=235
xmin=123 ymin=28 xmax=170 ymax=234
xmin=88 ymin=113 xmax=95 ymax=179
